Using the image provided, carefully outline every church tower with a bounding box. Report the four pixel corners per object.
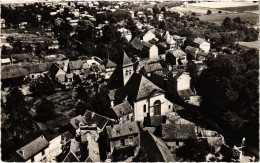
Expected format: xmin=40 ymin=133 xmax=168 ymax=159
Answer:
xmin=122 ymin=52 xmax=134 ymax=85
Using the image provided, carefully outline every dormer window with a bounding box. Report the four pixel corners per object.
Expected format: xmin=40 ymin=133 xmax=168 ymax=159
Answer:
xmin=129 ymin=127 xmax=133 ymax=133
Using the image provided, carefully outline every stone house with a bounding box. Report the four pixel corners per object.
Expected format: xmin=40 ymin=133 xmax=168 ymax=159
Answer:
xmin=193 ymin=37 xmax=210 ymax=53
xmin=105 ymin=121 xmax=140 ymax=161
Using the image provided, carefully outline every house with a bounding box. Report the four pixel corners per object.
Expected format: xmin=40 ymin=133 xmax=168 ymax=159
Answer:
xmin=156 ymin=14 xmax=164 ymax=21
xmin=107 ymin=52 xmax=134 ymax=90
xmin=1 ymin=64 xmax=29 ymax=83
xmin=1 ymin=58 xmax=11 ymax=65
xmin=167 ymin=69 xmax=194 ymax=101
xmin=49 ymin=63 xmax=66 ymax=84
xmin=61 ymin=127 xmax=100 ymax=162
xmin=129 ymin=11 xmax=134 ymax=18
xmin=185 ymin=46 xmax=199 ymax=60
xmin=48 ymin=131 xmax=73 ymax=162
xmin=143 ymin=42 xmax=159 ymax=59
xmin=27 ymin=63 xmax=52 ymax=80
xmin=166 ymin=49 xmax=187 ymax=66
xmin=112 ymin=101 xmax=133 ymax=123
xmin=161 ymin=124 xmax=197 ymax=152
xmin=140 ymin=62 xmax=162 ymax=77
xmin=163 ymin=31 xmax=177 ymax=48
xmin=115 ymin=73 xmax=173 ymax=123
xmin=68 ymin=115 xmax=87 ymax=134
xmin=135 ymin=131 xmax=175 ymax=162
xmin=103 ymin=59 xmax=117 ymax=80
xmin=105 ymin=121 xmax=140 ymax=161
xmin=68 ymin=60 xmax=83 ymax=75
xmin=84 ymin=110 xmax=116 ymax=133
xmin=142 ymin=30 xmax=157 ymax=42
xmin=172 ymin=35 xmax=186 ymax=46
xmin=19 ymin=22 xmax=27 ymax=29
xmin=13 ymin=135 xmax=50 ymax=162
xmin=117 ymin=28 xmax=132 ymax=42
xmin=193 ymin=37 xmax=210 ymax=53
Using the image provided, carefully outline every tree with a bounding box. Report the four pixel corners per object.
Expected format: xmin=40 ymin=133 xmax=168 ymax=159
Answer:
xmin=29 ymin=75 xmax=55 ymax=96
xmin=207 ymin=10 xmax=212 ymax=15
xmin=35 ymin=98 xmax=55 ymax=122
xmin=152 ymin=5 xmax=160 ymax=15
xmin=233 ymin=17 xmax=241 ymax=24
xmin=176 ymin=139 xmax=211 ymax=161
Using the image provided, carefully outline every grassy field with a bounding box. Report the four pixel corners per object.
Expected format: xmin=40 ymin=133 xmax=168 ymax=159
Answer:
xmin=216 ymin=5 xmax=259 ymax=13
xmin=236 ymin=41 xmax=259 ymax=49
xmin=198 ymin=13 xmax=259 ymax=25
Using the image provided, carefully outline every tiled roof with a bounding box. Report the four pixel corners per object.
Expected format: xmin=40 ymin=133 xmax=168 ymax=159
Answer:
xmin=185 ymin=46 xmax=199 ymax=54
xmin=69 ymin=60 xmax=83 ymax=70
xmin=27 ymin=63 xmax=52 ymax=74
xmin=104 ymin=59 xmax=117 ymax=68
xmin=140 ymin=131 xmax=175 ymax=162
xmin=131 ymin=37 xmax=144 ymax=50
xmin=16 ymin=135 xmax=49 ymax=161
xmin=106 ymin=121 xmax=139 ymax=139
xmin=1 ymin=64 xmax=30 ymax=79
xmin=143 ymin=62 xmax=162 ymax=73
xmin=178 ymin=89 xmax=195 ymax=99
xmin=194 ymin=37 xmax=207 ymax=44
xmin=122 ymin=52 xmax=133 ymax=66
xmin=112 ymin=101 xmax=133 ymax=118
xmin=84 ymin=110 xmax=115 ymax=131
xmin=116 ymin=73 xmax=164 ymax=101
xmin=143 ymin=42 xmax=153 ymax=48
xmin=162 ymin=124 xmax=197 ymax=140
xmin=167 ymin=49 xmax=187 ymax=58
xmin=69 ymin=115 xmax=87 ymax=130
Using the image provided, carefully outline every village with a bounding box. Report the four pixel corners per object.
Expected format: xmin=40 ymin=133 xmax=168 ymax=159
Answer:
xmin=1 ymin=1 xmax=259 ymax=162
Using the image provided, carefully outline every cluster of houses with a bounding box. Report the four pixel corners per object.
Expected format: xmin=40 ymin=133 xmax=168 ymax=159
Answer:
xmin=3 ymin=1 xmax=257 ymax=162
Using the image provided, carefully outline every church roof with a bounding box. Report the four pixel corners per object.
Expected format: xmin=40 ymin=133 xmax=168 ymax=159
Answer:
xmin=116 ymin=73 xmax=164 ymax=101
xmin=104 ymin=59 xmax=117 ymax=68
xmin=122 ymin=52 xmax=133 ymax=66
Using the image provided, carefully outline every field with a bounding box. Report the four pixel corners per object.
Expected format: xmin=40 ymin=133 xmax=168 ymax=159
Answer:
xmin=189 ymin=2 xmax=258 ymax=9
xmin=216 ymin=5 xmax=259 ymax=13
xmin=236 ymin=41 xmax=259 ymax=49
xmin=198 ymin=13 xmax=259 ymax=25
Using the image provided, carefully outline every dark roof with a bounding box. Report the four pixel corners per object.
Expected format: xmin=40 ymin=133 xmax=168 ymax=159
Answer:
xmin=1 ymin=64 xmax=30 ymax=79
xmin=143 ymin=42 xmax=153 ymax=48
xmin=197 ymin=51 xmax=208 ymax=57
xmin=143 ymin=62 xmax=162 ymax=73
xmin=104 ymin=59 xmax=117 ymax=68
xmin=69 ymin=115 xmax=87 ymax=130
xmin=162 ymin=124 xmax=197 ymax=140
xmin=140 ymin=131 xmax=175 ymax=162
xmin=112 ymin=101 xmax=133 ymax=118
xmin=131 ymin=37 xmax=144 ymax=50
xmin=69 ymin=60 xmax=83 ymax=70
xmin=116 ymin=73 xmax=164 ymax=101
xmin=178 ymin=89 xmax=195 ymax=99
xmin=49 ymin=63 xmax=61 ymax=75
xmin=84 ymin=110 xmax=115 ymax=131
xmin=26 ymin=63 xmax=52 ymax=74
xmin=16 ymin=135 xmax=49 ymax=161
xmin=122 ymin=52 xmax=133 ymax=66
xmin=106 ymin=121 xmax=139 ymax=139
xmin=167 ymin=49 xmax=187 ymax=58
xmin=185 ymin=46 xmax=199 ymax=54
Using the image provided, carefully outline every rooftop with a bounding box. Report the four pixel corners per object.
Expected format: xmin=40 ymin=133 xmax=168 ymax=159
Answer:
xmin=106 ymin=121 xmax=139 ymax=139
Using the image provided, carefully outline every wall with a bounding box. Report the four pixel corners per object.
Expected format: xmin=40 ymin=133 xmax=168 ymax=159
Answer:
xmin=110 ymin=134 xmax=139 ymax=151
xmin=149 ymin=46 xmax=159 ymax=59
xmin=123 ymin=65 xmax=134 ymax=85
xmin=177 ymin=74 xmax=191 ymax=91
xmin=200 ymin=42 xmax=210 ymax=53
xmin=134 ymin=94 xmax=173 ymax=122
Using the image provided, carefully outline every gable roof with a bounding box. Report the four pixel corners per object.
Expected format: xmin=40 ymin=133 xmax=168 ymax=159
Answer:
xmin=167 ymin=49 xmax=187 ymax=58
xmin=122 ymin=52 xmax=133 ymax=66
xmin=26 ymin=63 xmax=52 ymax=74
xmin=162 ymin=124 xmax=197 ymax=140
xmin=104 ymin=59 xmax=117 ymax=68
xmin=84 ymin=110 xmax=116 ymax=131
xmin=112 ymin=101 xmax=133 ymax=118
xmin=69 ymin=60 xmax=83 ymax=70
xmin=143 ymin=42 xmax=153 ymax=48
xmin=140 ymin=131 xmax=175 ymax=162
xmin=131 ymin=37 xmax=144 ymax=50
xmin=116 ymin=73 xmax=164 ymax=101
xmin=106 ymin=121 xmax=139 ymax=139
xmin=16 ymin=135 xmax=49 ymax=161
xmin=193 ymin=37 xmax=208 ymax=44
xmin=69 ymin=115 xmax=87 ymax=130
xmin=185 ymin=46 xmax=199 ymax=54
xmin=143 ymin=62 xmax=162 ymax=73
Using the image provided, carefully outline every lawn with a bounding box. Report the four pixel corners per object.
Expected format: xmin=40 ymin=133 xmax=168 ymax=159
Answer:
xmin=197 ymin=13 xmax=259 ymax=25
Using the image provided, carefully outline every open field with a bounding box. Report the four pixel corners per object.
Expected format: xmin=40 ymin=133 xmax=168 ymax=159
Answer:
xmin=198 ymin=13 xmax=259 ymax=25
xmin=216 ymin=5 xmax=259 ymax=13
xmin=236 ymin=41 xmax=259 ymax=49
xmin=189 ymin=2 xmax=258 ymax=9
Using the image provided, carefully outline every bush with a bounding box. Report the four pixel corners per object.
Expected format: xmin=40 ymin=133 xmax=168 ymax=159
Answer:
xmin=207 ymin=10 xmax=212 ymax=15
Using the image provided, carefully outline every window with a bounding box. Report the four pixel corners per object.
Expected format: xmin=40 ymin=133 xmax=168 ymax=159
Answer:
xmin=31 ymin=157 xmax=34 ymax=162
xmin=143 ymin=105 xmax=146 ymax=112
xmin=129 ymin=136 xmax=134 ymax=143
xmin=129 ymin=70 xmax=132 ymax=74
xmin=120 ymin=138 xmax=125 ymax=146
xmin=176 ymin=141 xmax=179 ymax=146
xmin=126 ymin=115 xmax=129 ymax=120
xmin=116 ymin=129 xmax=120 ymax=135
xmin=129 ymin=127 xmax=133 ymax=133
xmin=169 ymin=105 xmax=171 ymax=109
xmin=42 ymin=150 xmax=45 ymax=155
xmin=126 ymin=70 xmax=128 ymax=75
